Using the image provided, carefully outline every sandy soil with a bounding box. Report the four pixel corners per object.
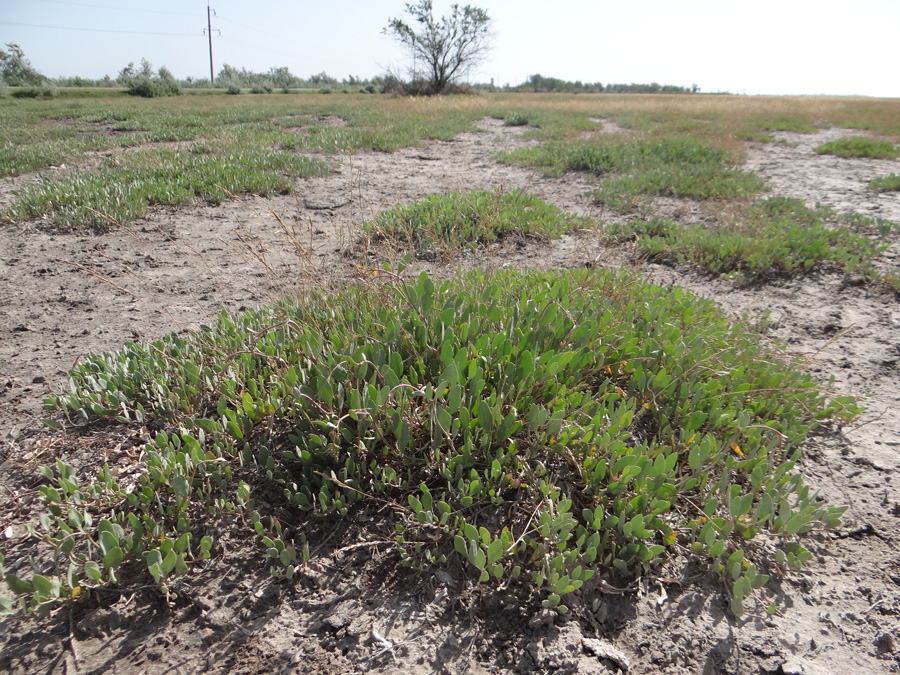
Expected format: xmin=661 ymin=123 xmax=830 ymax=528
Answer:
xmin=1 ymin=118 xmax=899 ymax=674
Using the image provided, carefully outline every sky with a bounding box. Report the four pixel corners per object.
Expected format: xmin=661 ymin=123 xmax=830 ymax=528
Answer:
xmin=0 ymin=0 xmax=898 ymax=97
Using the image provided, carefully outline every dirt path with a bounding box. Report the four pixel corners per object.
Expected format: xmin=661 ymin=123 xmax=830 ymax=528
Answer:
xmin=1 ymin=120 xmax=899 ymax=674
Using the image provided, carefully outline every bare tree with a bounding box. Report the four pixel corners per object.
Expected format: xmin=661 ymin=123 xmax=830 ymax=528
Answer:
xmin=384 ymin=1 xmax=491 ymax=95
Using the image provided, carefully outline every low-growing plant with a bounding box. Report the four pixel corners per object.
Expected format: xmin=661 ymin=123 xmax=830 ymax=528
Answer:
xmin=868 ymin=173 xmax=900 ymax=192
xmin=605 ymin=197 xmax=892 ymax=282
xmin=364 ymin=190 xmax=587 ymax=256
xmin=814 ymin=136 xmax=899 ymax=159
xmin=499 ymin=137 xmax=762 ymax=211
xmin=880 ymin=269 xmax=900 ymax=293
xmin=503 ymin=113 xmax=529 ymax=127
xmin=2 ymin=265 xmax=858 ymax=619
xmin=2 ymin=147 xmax=331 ymax=229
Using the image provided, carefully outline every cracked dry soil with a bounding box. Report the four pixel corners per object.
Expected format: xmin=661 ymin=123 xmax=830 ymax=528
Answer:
xmin=1 ymin=118 xmax=900 ymax=674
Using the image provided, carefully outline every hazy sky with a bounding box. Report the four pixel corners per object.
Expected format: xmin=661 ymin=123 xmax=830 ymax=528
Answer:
xmin=0 ymin=0 xmax=897 ymax=97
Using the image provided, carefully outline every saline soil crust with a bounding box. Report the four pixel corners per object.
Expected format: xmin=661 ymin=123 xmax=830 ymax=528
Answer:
xmin=1 ymin=117 xmax=899 ymax=674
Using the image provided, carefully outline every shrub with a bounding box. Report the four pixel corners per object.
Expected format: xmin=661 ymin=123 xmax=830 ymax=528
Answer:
xmin=11 ymin=84 xmax=57 ymax=99
xmin=119 ymin=60 xmax=181 ymax=98
xmin=225 ymin=84 xmax=242 ymax=95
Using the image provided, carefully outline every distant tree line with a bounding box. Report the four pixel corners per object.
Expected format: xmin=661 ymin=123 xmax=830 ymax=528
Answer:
xmin=509 ymin=74 xmax=700 ymax=94
xmin=201 ymin=65 xmax=381 ymax=94
xmin=0 ymin=42 xmax=705 ymax=100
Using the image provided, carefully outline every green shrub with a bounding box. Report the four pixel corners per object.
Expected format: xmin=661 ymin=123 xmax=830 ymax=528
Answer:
xmin=225 ymin=84 xmax=241 ymax=95
xmin=2 ymin=266 xmax=856 ymax=619
xmin=125 ymin=77 xmax=181 ymax=98
xmin=814 ymin=136 xmax=898 ymax=159
xmin=11 ymin=84 xmax=57 ymax=99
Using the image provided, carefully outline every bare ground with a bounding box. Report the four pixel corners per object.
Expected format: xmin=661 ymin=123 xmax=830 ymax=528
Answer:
xmin=1 ymin=118 xmax=900 ymax=674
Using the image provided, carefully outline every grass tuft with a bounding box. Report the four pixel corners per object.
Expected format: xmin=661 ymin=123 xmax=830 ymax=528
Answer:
xmin=363 ymin=189 xmax=586 ymax=255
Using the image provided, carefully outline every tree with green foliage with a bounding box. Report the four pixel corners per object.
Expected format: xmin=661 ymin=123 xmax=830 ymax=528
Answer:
xmin=384 ymin=0 xmax=492 ymax=94
xmin=0 ymin=43 xmax=44 ymax=85
xmin=118 ymin=58 xmax=181 ymax=98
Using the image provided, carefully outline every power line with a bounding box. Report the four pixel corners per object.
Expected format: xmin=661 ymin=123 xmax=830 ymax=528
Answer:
xmin=34 ymin=0 xmax=196 ymax=16
xmin=0 ymin=21 xmax=198 ymax=37
xmin=223 ymin=35 xmax=374 ymax=71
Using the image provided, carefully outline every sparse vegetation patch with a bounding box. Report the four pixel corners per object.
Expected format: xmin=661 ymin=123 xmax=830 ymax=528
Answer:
xmin=606 ymin=197 xmax=893 ymax=283
xmin=2 ymin=147 xmax=330 ymax=229
xmin=868 ymin=173 xmax=900 ymax=192
xmin=499 ymin=138 xmax=763 ymax=211
xmin=814 ymin=136 xmax=899 ymax=159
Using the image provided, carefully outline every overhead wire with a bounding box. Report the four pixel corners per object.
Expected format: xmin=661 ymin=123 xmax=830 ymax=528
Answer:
xmin=31 ymin=0 xmax=196 ymax=16
xmin=0 ymin=21 xmax=199 ymax=37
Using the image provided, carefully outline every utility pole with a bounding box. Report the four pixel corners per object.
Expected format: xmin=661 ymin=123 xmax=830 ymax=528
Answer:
xmin=204 ymin=5 xmax=220 ymax=84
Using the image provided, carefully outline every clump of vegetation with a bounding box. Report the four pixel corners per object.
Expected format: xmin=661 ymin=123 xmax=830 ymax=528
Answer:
xmin=814 ymin=136 xmax=898 ymax=159
xmin=503 ymin=113 xmax=530 ymax=127
xmin=606 ymin=197 xmax=892 ymax=283
xmin=118 ymin=59 xmax=181 ymax=98
xmin=500 ymin=138 xmax=762 ymax=210
xmin=868 ymin=173 xmax=900 ymax=192
xmin=364 ymin=190 xmax=586 ymax=255
xmin=2 ymin=147 xmax=330 ymax=230
xmin=10 ymin=84 xmax=57 ymax=99
xmin=1 ymin=265 xmax=857 ymax=619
